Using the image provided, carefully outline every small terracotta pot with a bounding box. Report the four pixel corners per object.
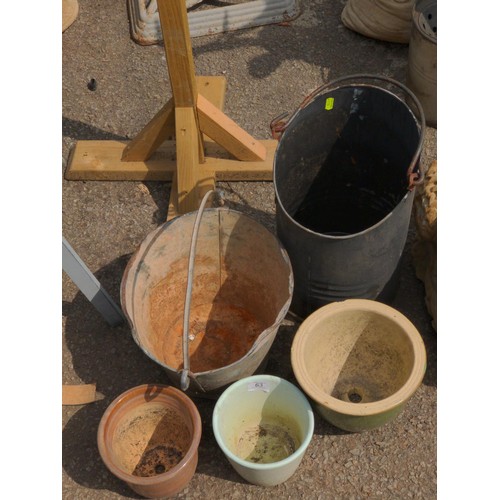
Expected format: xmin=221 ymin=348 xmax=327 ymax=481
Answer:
xmin=291 ymin=299 xmax=426 ymax=432
xmin=97 ymin=384 xmax=202 ymax=498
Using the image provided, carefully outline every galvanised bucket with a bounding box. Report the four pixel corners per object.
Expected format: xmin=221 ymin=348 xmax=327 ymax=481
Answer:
xmin=121 ymin=207 xmax=293 ymax=397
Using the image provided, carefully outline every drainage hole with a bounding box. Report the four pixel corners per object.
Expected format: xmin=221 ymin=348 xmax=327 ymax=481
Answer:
xmin=427 ymin=13 xmax=433 ymax=20
xmin=433 ymin=27 xmax=437 ymax=33
xmin=133 ymin=445 xmax=184 ymax=477
xmin=154 ymin=464 xmax=166 ymax=474
xmin=348 ymin=390 xmax=362 ymax=403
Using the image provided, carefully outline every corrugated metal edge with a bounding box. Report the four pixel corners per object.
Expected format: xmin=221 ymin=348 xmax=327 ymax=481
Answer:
xmin=127 ymin=0 xmax=302 ymax=45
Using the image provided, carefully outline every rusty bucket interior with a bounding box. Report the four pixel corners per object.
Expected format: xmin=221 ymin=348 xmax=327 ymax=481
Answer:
xmin=121 ymin=207 xmax=293 ymax=396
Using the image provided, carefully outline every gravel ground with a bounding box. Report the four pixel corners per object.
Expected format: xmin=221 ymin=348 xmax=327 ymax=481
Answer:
xmin=62 ymin=1 xmax=437 ymax=498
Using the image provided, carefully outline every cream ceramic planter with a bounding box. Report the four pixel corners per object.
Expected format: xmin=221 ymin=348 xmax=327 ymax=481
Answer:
xmin=212 ymin=375 xmax=314 ymax=486
xmin=291 ymin=299 xmax=426 ymax=432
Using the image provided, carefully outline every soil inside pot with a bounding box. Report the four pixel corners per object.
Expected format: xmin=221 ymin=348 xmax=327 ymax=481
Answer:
xmin=234 ymin=416 xmax=300 ymax=464
xmin=300 ymin=311 xmax=415 ymax=404
xmin=329 ymin=324 xmax=412 ymax=403
xmin=111 ymin=401 xmax=192 ymax=477
xmin=133 ymin=444 xmax=184 ymax=477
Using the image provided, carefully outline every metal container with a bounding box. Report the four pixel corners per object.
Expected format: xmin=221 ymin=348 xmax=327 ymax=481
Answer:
xmin=273 ymin=75 xmax=425 ymax=319
xmin=406 ymin=0 xmax=437 ymax=127
xmin=121 ymin=208 xmax=293 ymax=397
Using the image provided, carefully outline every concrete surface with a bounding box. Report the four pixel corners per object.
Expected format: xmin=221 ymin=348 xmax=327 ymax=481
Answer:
xmin=62 ymin=0 xmax=437 ymax=498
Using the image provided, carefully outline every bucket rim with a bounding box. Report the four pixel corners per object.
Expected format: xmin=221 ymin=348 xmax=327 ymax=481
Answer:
xmin=273 ymin=76 xmax=423 ymax=239
xmin=274 ymin=74 xmax=425 ymax=145
xmin=272 ymin=74 xmax=426 ymax=193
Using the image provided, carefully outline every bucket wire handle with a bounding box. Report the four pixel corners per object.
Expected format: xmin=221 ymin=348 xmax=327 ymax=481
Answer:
xmin=270 ymin=74 xmax=426 ymax=190
xmin=270 ymin=112 xmax=290 ymax=139
xmin=180 ymin=189 xmax=215 ymax=392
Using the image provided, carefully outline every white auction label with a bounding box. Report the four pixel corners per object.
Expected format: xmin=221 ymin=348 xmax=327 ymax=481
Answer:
xmin=247 ymin=381 xmax=270 ymax=392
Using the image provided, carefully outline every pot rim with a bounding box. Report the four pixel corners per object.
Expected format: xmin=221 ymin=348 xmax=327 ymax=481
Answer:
xmin=212 ymin=375 xmax=314 ymax=471
xmin=97 ymin=384 xmax=202 ymax=486
xmin=291 ymin=299 xmax=427 ymax=416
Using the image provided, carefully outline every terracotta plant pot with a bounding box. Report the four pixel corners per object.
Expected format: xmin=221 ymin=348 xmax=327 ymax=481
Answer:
xmin=291 ymin=299 xmax=426 ymax=432
xmin=97 ymin=384 xmax=202 ymax=498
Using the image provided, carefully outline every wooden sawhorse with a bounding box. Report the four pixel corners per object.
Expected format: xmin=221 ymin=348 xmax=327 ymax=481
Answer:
xmin=65 ymin=0 xmax=276 ymax=220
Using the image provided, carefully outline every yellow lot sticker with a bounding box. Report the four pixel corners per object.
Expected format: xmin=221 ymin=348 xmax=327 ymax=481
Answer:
xmin=325 ymin=97 xmax=335 ymax=110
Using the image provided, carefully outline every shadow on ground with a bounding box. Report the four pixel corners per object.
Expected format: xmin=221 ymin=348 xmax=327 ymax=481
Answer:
xmin=62 ymin=255 xmax=170 ymax=493
xmin=63 ymin=116 xmax=129 ymax=142
xmin=193 ymin=1 xmax=409 ymax=83
xmin=62 ymin=400 xmax=142 ymax=498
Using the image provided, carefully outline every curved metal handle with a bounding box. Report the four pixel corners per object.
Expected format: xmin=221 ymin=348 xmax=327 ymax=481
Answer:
xmin=271 ymin=74 xmax=426 ymax=190
xmin=179 ymin=189 xmax=215 ymax=392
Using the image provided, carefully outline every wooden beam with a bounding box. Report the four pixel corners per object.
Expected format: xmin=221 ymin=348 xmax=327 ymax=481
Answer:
xmin=197 ymin=76 xmax=227 ymax=114
xmin=120 ymin=76 xmax=226 ymax=162
xmin=121 ymin=97 xmax=175 ymax=161
xmin=203 ymin=139 xmax=277 ymax=180
xmin=167 ymin=172 xmax=179 ymax=221
xmin=65 ymin=0 xmax=278 ymax=221
xmin=66 ymin=76 xmax=227 ymax=180
xmin=62 ymin=384 xmax=103 ymax=405
xmin=65 ymin=139 xmax=277 ymax=181
xmin=157 ymin=0 xmax=197 ymax=108
xmin=175 ymin=106 xmax=201 ymax=213
xmin=197 ymin=93 xmax=267 ymax=161
xmin=166 ymin=169 xmax=216 ymax=221
xmin=65 ymin=140 xmax=177 ymax=180
xmin=157 ymin=0 xmax=204 ymax=162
